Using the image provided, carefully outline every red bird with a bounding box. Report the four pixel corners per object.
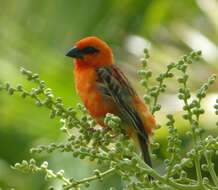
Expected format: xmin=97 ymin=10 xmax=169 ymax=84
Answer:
xmin=66 ymin=37 xmax=156 ymax=169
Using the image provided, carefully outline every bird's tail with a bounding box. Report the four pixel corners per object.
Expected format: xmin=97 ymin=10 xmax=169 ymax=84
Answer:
xmin=137 ymin=133 xmax=153 ymax=181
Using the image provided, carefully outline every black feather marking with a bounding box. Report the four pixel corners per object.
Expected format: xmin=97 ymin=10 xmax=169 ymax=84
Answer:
xmin=105 ymin=75 xmax=111 ymax=83
xmin=138 ymin=134 xmax=152 ymax=167
xmin=81 ymin=46 xmax=99 ymax=55
xmin=137 ymin=134 xmax=153 ymax=180
xmin=114 ymin=85 xmax=119 ymax=93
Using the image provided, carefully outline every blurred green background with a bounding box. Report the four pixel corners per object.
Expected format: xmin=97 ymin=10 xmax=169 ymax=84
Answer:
xmin=0 ymin=0 xmax=218 ymax=189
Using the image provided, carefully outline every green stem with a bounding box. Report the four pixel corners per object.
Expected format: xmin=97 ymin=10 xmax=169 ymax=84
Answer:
xmin=143 ymin=185 xmax=179 ymax=190
xmin=175 ymin=178 xmax=197 ymax=184
xmin=41 ymin=167 xmax=71 ymax=185
xmin=151 ymin=67 xmax=175 ymax=115
xmin=63 ymin=168 xmax=116 ymax=190
xmin=141 ymin=168 xmax=200 ymax=190
xmin=134 ymin=153 xmax=200 ymax=190
xmin=151 ymin=76 xmax=164 ymax=115
xmin=194 ymin=156 xmax=203 ymax=186
xmin=165 ymin=147 xmax=176 ymax=180
xmin=183 ymin=92 xmax=203 ymax=186
xmin=205 ymin=153 xmax=218 ymax=186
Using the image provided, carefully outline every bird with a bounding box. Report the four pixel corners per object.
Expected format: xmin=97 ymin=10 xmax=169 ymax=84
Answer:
xmin=66 ymin=36 xmax=156 ymax=172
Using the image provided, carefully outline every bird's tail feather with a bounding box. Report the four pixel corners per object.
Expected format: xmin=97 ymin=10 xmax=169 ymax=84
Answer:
xmin=137 ymin=134 xmax=153 ymax=181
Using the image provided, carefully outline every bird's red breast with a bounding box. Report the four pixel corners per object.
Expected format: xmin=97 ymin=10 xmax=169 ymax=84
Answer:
xmin=74 ymin=65 xmax=119 ymax=126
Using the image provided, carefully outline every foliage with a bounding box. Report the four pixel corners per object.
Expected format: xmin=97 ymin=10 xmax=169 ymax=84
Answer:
xmin=0 ymin=49 xmax=217 ymax=190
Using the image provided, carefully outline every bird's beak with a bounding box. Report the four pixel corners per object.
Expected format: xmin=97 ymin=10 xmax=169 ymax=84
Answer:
xmin=66 ymin=46 xmax=83 ymax=58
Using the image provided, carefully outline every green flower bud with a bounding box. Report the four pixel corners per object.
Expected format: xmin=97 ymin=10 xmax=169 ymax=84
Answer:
xmin=164 ymin=159 xmax=170 ymax=165
xmin=156 ymin=124 xmax=161 ymax=129
xmin=60 ymin=126 xmax=67 ymax=133
xmin=73 ymin=151 xmax=80 ymax=157
xmin=16 ymin=84 xmax=22 ymax=91
xmin=178 ymin=60 xmax=184 ymax=65
xmin=201 ymin=164 xmax=208 ymax=171
xmin=41 ymin=161 xmax=48 ymax=169
xmin=140 ymin=79 xmax=147 ymax=86
xmin=151 ymin=153 xmax=157 ymax=160
xmin=154 ymin=104 xmax=161 ymax=111
xmin=30 ymin=158 xmax=36 ymax=165
xmin=14 ymin=163 xmax=21 ymax=169
xmin=182 ymin=114 xmax=189 ymax=120
xmin=203 ymin=177 xmax=209 ymax=184
xmin=20 ymin=67 xmax=26 ymax=74
xmin=8 ymin=87 xmax=15 ymax=95
xmin=167 ymin=72 xmax=174 ymax=78
xmin=196 ymin=50 xmax=202 ymax=56
xmin=137 ymin=70 xmax=146 ymax=76
xmin=112 ymin=116 xmax=121 ymax=124
xmin=57 ymin=170 xmax=65 ymax=178
xmin=151 ymin=142 xmax=160 ymax=150
xmin=180 ymin=170 xmax=187 ymax=178
xmin=84 ymin=182 xmax=90 ymax=188
xmin=21 ymin=91 xmax=28 ymax=98
xmin=167 ymin=62 xmax=176 ymax=69
xmin=187 ymin=58 xmax=193 ymax=64
xmin=32 ymin=73 xmax=39 ymax=78
xmin=93 ymin=169 xmax=100 ymax=176
xmin=214 ymin=104 xmax=218 ymax=109
xmin=140 ymin=58 xmax=147 ymax=67
xmin=22 ymin=160 xmax=28 ymax=167
xmin=178 ymin=93 xmax=184 ymax=100
xmin=208 ymin=74 xmax=216 ymax=85
xmin=5 ymin=81 xmax=10 ymax=90
xmin=166 ymin=114 xmax=173 ymax=120
xmin=180 ymin=64 xmax=187 ymax=72
xmin=143 ymin=48 xmax=149 ymax=54
xmin=145 ymin=54 xmax=150 ymax=59
xmin=146 ymin=70 xmax=152 ymax=78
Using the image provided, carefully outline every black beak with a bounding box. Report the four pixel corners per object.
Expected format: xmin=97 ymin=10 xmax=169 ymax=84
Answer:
xmin=66 ymin=46 xmax=83 ymax=58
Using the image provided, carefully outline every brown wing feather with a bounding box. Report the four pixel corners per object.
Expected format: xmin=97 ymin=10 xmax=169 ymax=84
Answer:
xmin=95 ymin=65 xmax=153 ymax=171
xmin=95 ymin=65 xmax=148 ymax=139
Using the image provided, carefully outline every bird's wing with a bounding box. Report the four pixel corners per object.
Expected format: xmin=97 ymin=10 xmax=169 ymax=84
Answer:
xmin=95 ymin=65 xmax=148 ymax=140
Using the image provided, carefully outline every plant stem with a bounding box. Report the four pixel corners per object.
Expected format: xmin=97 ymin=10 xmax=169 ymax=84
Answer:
xmin=42 ymin=167 xmax=71 ymax=185
xmin=183 ymin=89 xmax=203 ymax=186
xmin=63 ymin=168 xmax=116 ymax=190
xmin=141 ymin=167 xmax=201 ymax=190
xmin=205 ymin=153 xmax=218 ymax=186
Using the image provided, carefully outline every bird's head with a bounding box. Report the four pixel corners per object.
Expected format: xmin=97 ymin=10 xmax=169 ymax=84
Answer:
xmin=66 ymin=37 xmax=114 ymax=67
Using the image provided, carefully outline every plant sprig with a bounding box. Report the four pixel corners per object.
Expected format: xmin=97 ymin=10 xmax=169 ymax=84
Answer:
xmin=1 ymin=49 xmax=217 ymax=190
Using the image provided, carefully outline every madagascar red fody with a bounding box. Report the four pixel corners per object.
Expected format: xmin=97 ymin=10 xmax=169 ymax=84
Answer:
xmin=66 ymin=37 xmax=156 ymax=177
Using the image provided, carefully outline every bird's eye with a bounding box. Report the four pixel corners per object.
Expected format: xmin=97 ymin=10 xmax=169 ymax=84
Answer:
xmin=81 ymin=46 xmax=100 ymax=55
